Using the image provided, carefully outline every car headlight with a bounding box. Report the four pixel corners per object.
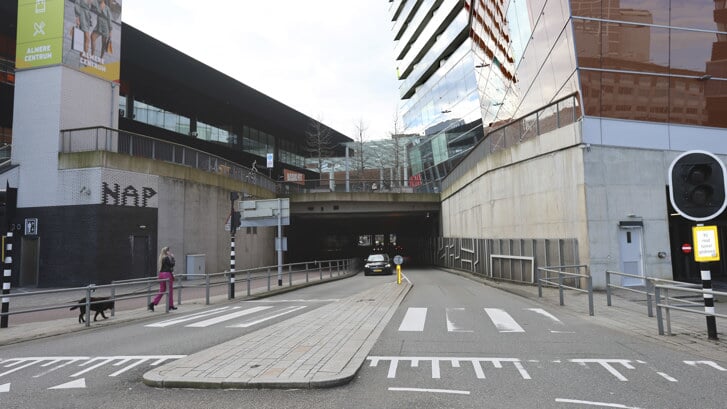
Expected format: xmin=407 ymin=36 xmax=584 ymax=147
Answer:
xmin=385 ymin=264 xmax=391 ymax=268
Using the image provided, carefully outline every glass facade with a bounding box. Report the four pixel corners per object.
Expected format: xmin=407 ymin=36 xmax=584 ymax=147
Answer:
xmin=391 ymin=0 xmax=727 ymax=191
xmin=572 ymin=0 xmax=727 ymax=127
xmin=120 ymin=96 xmax=314 ymax=169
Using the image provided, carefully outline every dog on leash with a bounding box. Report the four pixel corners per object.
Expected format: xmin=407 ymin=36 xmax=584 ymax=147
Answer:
xmin=70 ymin=297 xmax=115 ymax=323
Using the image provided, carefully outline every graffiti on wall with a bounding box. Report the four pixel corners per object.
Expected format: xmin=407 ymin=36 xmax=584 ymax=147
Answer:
xmin=102 ymin=182 xmax=157 ymax=207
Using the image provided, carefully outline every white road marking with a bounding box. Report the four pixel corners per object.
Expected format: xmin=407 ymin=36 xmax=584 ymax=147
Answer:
xmin=0 ymin=383 xmax=9 ymax=393
xmin=367 ymin=356 xmax=531 ymax=380
xmin=555 ymin=398 xmax=643 ymax=408
xmin=657 ymin=372 xmax=678 ymax=382
xmin=526 ymin=308 xmax=563 ymax=324
xmin=389 ymin=387 xmax=470 ymax=395
xmin=570 ymin=359 xmax=634 ymax=382
xmin=145 ymin=306 xmax=236 ymax=327
xmin=227 ymin=306 xmax=306 ymax=328
xmin=446 ymin=308 xmax=473 ymax=332
xmin=484 ymin=308 xmax=525 ymax=333
xmin=398 ymin=307 xmax=427 ymax=331
xmin=186 ymin=306 xmax=273 ymax=327
xmin=0 ymin=358 xmax=45 ymax=378
xmin=246 ymin=299 xmax=339 ymax=303
xmin=48 ymin=378 xmax=86 ymax=390
xmin=33 ymin=358 xmax=88 ymax=378
xmin=685 ymin=361 xmax=727 ymax=371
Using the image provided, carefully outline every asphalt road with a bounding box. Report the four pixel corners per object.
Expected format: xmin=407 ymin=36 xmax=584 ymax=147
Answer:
xmin=1 ymin=269 xmax=726 ymax=409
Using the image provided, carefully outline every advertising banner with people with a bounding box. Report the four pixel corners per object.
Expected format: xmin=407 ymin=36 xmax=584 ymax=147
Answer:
xmin=16 ymin=0 xmax=122 ymax=82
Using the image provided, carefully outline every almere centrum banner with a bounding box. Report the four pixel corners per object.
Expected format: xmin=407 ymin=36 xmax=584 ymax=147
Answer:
xmin=16 ymin=0 xmax=122 ymax=82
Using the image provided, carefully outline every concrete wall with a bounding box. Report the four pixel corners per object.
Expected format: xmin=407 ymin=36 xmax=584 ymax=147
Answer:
xmin=440 ymin=122 xmax=587 ymax=242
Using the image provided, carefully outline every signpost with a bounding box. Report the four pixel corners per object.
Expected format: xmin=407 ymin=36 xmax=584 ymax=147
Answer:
xmin=239 ymin=198 xmax=290 ymax=286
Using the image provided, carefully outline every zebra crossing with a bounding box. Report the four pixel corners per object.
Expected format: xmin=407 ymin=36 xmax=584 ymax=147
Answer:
xmin=397 ymin=307 xmax=572 ymax=335
xmin=144 ymin=304 xmax=307 ymax=329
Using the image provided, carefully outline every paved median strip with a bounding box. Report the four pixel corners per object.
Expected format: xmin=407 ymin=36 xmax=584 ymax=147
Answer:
xmin=143 ymin=281 xmax=412 ymax=389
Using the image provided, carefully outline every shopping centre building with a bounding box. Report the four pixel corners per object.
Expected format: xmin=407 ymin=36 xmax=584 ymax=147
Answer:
xmin=0 ymin=1 xmax=351 ymax=287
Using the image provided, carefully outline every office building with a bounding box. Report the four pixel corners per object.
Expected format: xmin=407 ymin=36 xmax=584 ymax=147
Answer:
xmin=389 ymin=0 xmax=727 ymax=285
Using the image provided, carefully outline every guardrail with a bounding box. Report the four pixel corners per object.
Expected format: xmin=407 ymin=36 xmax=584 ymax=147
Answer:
xmin=605 ymin=270 xmax=701 ymax=318
xmin=536 ymin=264 xmax=593 ymax=316
xmin=186 ymin=259 xmax=353 ymax=305
xmin=654 ymin=284 xmax=727 ymax=336
xmin=59 ymin=126 xmax=275 ymax=192
xmin=0 ymin=277 xmax=171 ymax=328
xmin=0 ymin=258 xmax=354 ymax=329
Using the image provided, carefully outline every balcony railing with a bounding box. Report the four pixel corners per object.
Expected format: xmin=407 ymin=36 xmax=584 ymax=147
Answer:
xmin=60 ymin=126 xmax=276 ymax=192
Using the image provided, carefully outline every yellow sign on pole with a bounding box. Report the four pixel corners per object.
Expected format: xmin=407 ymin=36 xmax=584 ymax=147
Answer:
xmin=693 ymin=225 xmax=720 ymax=262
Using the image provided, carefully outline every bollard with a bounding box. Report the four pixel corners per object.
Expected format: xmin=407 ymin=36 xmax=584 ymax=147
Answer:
xmin=84 ymin=286 xmax=93 ymax=327
xmin=655 ymin=285 xmax=664 ymax=335
xmin=536 ymin=268 xmax=542 ymax=298
xmin=606 ymin=271 xmax=612 ymax=307
xmin=205 ymin=274 xmax=211 ymax=305
xmin=558 ymin=272 xmax=564 ymax=306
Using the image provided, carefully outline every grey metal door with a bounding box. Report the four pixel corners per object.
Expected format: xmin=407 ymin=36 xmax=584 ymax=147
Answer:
xmin=618 ymin=227 xmax=645 ymax=287
xmin=19 ymin=237 xmax=39 ymax=287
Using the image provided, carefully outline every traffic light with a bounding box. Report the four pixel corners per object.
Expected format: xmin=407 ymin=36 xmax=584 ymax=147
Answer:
xmin=669 ymin=150 xmax=727 ymax=221
xmin=231 ymin=211 xmax=241 ymax=230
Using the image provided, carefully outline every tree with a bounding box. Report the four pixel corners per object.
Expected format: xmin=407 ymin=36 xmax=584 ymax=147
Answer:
xmin=354 ymin=119 xmax=368 ymax=189
xmin=305 ymin=116 xmax=335 ymax=175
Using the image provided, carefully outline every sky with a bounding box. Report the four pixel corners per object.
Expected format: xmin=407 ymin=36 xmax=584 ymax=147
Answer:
xmin=122 ymin=0 xmax=401 ymax=140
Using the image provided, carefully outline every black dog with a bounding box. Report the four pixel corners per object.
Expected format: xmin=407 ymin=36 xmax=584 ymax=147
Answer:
xmin=70 ymin=297 xmax=115 ymax=323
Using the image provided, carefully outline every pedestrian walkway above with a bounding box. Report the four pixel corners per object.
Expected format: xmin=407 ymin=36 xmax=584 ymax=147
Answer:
xmin=143 ymin=281 xmax=412 ymax=389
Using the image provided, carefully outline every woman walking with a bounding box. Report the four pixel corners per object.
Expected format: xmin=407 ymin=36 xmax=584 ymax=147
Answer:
xmin=149 ymin=246 xmax=177 ymax=311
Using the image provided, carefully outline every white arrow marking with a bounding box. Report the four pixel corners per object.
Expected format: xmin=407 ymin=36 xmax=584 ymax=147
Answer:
xmin=0 ymin=383 xmax=9 ymax=393
xmin=49 ymin=378 xmax=86 ymax=390
xmin=685 ymin=361 xmax=727 ymax=371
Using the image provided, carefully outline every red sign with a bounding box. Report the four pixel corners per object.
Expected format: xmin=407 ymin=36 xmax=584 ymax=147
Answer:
xmin=681 ymin=243 xmax=692 ymax=254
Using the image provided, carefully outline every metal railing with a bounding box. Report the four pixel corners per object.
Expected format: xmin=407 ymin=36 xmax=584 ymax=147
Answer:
xmin=605 ymin=270 xmax=701 ymax=318
xmin=0 ymin=277 xmax=171 ymax=328
xmin=536 ymin=264 xmax=593 ymax=316
xmin=276 ymin=178 xmax=432 ymax=195
xmin=442 ymin=93 xmax=581 ymax=192
xmin=59 ymin=126 xmax=276 ymax=192
xmin=0 ymin=258 xmax=354 ymax=329
xmin=654 ymin=284 xmax=727 ymax=336
xmin=184 ymin=259 xmax=354 ymax=305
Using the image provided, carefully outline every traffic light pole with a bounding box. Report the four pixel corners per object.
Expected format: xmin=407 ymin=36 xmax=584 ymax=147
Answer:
xmin=700 ymin=265 xmax=718 ymax=340
xmin=228 ymin=192 xmax=239 ymax=299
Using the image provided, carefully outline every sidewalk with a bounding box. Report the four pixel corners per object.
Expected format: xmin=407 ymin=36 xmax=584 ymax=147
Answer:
xmin=445 ymin=269 xmax=727 ymax=363
xmin=143 ymin=281 xmax=412 ymax=389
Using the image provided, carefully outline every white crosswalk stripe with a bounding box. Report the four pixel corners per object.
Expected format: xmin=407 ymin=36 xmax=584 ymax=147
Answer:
xmin=187 ymin=306 xmax=273 ymax=328
xmin=144 ymin=304 xmax=306 ymax=329
xmin=397 ymin=307 xmax=570 ymax=334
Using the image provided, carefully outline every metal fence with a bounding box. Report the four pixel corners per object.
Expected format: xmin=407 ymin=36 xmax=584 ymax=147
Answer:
xmin=429 ymin=237 xmax=579 ymax=284
xmin=0 ymin=258 xmax=354 ymax=329
xmin=536 ymin=265 xmax=593 ymax=316
xmin=605 ymin=270 xmax=702 ymax=318
xmin=0 ymin=277 xmax=170 ymax=328
xmin=654 ymin=284 xmax=727 ymax=336
xmin=59 ymin=126 xmax=275 ymax=192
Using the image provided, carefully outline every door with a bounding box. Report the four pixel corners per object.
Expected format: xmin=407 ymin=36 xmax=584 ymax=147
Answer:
xmin=19 ymin=237 xmax=39 ymax=287
xmin=618 ymin=227 xmax=645 ymax=287
xmin=131 ymin=235 xmax=151 ymax=279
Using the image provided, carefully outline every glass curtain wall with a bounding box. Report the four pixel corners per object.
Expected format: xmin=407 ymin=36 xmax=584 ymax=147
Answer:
xmin=572 ymin=0 xmax=727 ymax=128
